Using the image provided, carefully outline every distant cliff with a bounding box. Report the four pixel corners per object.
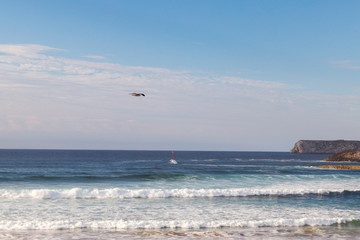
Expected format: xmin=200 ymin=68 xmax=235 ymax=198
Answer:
xmin=290 ymin=140 xmax=360 ymax=154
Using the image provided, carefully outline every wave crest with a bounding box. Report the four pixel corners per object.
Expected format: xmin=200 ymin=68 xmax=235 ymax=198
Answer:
xmin=0 ymin=218 xmax=359 ymax=230
xmin=1 ymin=187 xmax=360 ymax=199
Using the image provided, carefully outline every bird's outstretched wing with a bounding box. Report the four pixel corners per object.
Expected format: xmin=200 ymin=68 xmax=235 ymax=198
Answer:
xmin=130 ymin=93 xmax=145 ymax=97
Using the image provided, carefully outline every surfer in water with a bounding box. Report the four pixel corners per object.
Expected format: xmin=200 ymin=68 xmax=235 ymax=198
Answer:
xmin=170 ymin=150 xmax=177 ymax=164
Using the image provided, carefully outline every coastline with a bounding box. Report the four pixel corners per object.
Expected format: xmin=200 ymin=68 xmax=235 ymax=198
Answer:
xmin=317 ymin=165 xmax=360 ymax=170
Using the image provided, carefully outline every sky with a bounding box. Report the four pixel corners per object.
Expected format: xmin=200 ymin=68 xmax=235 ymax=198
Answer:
xmin=0 ymin=0 xmax=359 ymax=151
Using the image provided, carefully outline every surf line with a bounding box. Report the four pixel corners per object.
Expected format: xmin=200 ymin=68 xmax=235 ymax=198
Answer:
xmin=169 ymin=150 xmax=178 ymax=164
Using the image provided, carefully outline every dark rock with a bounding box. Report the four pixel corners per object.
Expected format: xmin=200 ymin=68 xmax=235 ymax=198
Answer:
xmin=290 ymin=140 xmax=360 ymax=154
xmin=324 ymin=150 xmax=360 ymax=162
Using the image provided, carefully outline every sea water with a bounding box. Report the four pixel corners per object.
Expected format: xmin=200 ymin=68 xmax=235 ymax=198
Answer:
xmin=0 ymin=150 xmax=359 ymax=239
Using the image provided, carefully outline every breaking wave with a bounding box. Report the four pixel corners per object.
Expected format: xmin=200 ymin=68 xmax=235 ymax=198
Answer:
xmin=1 ymin=187 xmax=360 ymax=199
xmin=0 ymin=218 xmax=359 ymax=231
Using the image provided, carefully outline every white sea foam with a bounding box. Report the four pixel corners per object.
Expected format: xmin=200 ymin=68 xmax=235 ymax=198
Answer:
xmin=0 ymin=187 xmax=359 ymax=199
xmin=169 ymin=159 xmax=178 ymax=164
xmin=0 ymin=217 xmax=356 ymax=231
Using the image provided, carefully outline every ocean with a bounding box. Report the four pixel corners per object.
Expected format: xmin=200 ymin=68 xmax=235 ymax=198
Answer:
xmin=0 ymin=149 xmax=360 ymax=239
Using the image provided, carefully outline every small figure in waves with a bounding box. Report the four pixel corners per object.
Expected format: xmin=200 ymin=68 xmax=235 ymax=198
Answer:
xmin=169 ymin=150 xmax=178 ymax=164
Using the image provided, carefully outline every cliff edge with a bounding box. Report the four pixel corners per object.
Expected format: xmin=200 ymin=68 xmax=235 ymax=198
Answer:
xmin=290 ymin=140 xmax=360 ymax=154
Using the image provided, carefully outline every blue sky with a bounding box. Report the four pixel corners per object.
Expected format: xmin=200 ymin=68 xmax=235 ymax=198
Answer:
xmin=0 ymin=0 xmax=359 ymax=151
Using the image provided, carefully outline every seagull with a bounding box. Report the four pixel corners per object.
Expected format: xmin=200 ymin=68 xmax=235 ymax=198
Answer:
xmin=130 ymin=93 xmax=145 ymax=97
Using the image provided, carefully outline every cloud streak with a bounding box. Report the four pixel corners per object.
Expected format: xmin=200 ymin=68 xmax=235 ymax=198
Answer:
xmin=0 ymin=44 xmax=287 ymax=89
xmin=0 ymin=44 xmax=61 ymax=58
xmin=332 ymin=60 xmax=360 ymax=70
xmin=83 ymin=55 xmax=106 ymax=60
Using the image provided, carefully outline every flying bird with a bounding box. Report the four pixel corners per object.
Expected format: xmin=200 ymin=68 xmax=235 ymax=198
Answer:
xmin=130 ymin=93 xmax=145 ymax=97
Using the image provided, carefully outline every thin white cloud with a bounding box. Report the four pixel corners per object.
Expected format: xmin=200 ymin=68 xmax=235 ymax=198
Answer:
xmin=216 ymin=76 xmax=287 ymax=89
xmin=332 ymin=60 xmax=360 ymax=70
xmin=0 ymin=44 xmax=62 ymax=58
xmin=83 ymin=55 xmax=106 ymax=60
xmin=0 ymin=44 xmax=287 ymax=89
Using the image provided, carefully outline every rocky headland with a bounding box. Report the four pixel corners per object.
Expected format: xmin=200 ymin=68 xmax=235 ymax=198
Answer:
xmin=324 ymin=150 xmax=360 ymax=162
xmin=290 ymin=140 xmax=360 ymax=154
xmin=317 ymin=149 xmax=360 ymax=170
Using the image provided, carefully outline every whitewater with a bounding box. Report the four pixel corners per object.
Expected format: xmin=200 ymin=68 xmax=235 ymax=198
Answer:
xmin=0 ymin=149 xmax=360 ymax=239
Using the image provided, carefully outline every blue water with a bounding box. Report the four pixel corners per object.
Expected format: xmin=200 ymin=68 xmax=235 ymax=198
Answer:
xmin=0 ymin=150 xmax=360 ymax=239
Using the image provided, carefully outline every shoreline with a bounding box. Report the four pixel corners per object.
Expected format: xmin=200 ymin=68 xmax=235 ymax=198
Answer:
xmin=1 ymin=226 xmax=360 ymax=240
